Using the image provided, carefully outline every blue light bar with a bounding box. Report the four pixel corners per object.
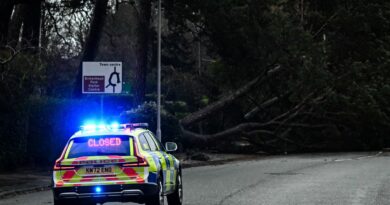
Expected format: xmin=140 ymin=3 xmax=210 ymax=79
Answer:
xmin=81 ymin=122 xmax=123 ymax=132
xmin=80 ymin=122 xmax=149 ymax=132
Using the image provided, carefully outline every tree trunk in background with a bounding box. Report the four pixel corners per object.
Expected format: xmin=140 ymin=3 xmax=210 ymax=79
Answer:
xmin=21 ymin=1 xmax=42 ymax=51
xmin=80 ymin=0 xmax=109 ymax=62
xmin=7 ymin=4 xmax=25 ymax=48
xmin=133 ymin=0 xmax=152 ymax=106
xmin=73 ymin=0 xmax=109 ymax=97
xmin=0 ymin=0 xmax=14 ymax=46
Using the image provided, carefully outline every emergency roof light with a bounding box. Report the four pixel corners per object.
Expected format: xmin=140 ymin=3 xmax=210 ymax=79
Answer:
xmin=80 ymin=122 xmax=149 ymax=132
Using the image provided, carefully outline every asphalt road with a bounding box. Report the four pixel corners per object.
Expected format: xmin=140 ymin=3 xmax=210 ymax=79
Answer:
xmin=1 ymin=152 xmax=389 ymax=205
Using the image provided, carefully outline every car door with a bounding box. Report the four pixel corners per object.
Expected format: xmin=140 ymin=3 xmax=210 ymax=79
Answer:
xmin=138 ymin=132 xmax=166 ymax=188
xmin=144 ymin=132 xmax=176 ymax=192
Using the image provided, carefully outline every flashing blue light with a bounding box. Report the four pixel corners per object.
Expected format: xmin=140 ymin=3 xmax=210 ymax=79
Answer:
xmin=95 ymin=186 xmax=102 ymax=193
xmin=83 ymin=124 xmax=96 ymax=131
xmin=81 ymin=122 xmax=125 ymax=132
xmin=98 ymin=124 xmax=106 ymax=130
xmin=111 ymin=122 xmax=120 ymax=130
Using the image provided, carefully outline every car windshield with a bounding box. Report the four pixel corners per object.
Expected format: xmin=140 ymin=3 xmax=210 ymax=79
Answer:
xmin=66 ymin=135 xmax=132 ymax=159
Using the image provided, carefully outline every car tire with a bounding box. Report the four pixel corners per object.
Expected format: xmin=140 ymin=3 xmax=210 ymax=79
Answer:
xmin=54 ymin=199 xmax=95 ymax=205
xmin=53 ymin=199 xmax=66 ymax=205
xmin=167 ymin=173 xmax=183 ymax=205
xmin=76 ymin=201 xmax=96 ymax=205
xmin=145 ymin=177 xmax=164 ymax=205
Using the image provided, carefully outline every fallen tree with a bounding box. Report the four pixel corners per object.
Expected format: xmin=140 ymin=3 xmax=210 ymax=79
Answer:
xmin=179 ymin=71 xmax=336 ymax=151
xmin=180 ymin=90 xmax=311 ymax=144
xmin=180 ymin=65 xmax=281 ymax=126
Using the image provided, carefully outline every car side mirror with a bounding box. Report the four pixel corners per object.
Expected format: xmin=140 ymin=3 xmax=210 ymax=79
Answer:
xmin=165 ymin=142 xmax=178 ymax=152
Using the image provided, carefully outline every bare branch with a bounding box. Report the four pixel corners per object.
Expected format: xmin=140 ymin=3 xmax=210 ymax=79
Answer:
xmin=246 ymin=130 xmax=275 ymax=136
xmin=244 ymin=96 xmax=280 ymax=120
xmin=46 ymin=6 xmax=74 ymax=50
xmin=313 ymin=10 xmax=340 ymax=38
xmin=181 ymin=122 xmax=272 ymax=143
xmin=181 ymin=90 xmax=318 ymax=144
xmin=272 ymin=122 xmax=334 ymax=129
xmin=268 ymin=93 xmax=313 ymax=123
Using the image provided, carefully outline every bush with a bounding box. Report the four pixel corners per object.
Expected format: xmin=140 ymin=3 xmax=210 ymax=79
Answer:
xmin=0 ymin=97 xmax=102 ymax=171
xmin=120 ymin=102 xmax=182 ymax=143
xmin=27 ymin=97 xmax=101 ymax=167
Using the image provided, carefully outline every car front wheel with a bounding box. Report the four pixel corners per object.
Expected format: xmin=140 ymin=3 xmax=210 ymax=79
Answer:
xmin=167 ymin=173 xmax=183 ymax=205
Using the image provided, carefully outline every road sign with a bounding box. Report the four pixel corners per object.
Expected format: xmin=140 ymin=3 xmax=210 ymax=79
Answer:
xmin=82 ymin=62 xmax=122 ymax=94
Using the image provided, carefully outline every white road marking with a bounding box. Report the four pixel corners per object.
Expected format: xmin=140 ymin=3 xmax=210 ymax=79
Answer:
xmin=334 ymin=159 xmax=353 ymax=162
xmin=334 ymin=151 xmax=382 ymax=162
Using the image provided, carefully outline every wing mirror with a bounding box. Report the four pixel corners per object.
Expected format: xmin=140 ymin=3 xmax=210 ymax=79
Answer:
xmin=165 ymin=142 xmax=178 ymax=152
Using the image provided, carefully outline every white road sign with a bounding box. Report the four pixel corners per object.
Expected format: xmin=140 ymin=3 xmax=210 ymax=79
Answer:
xmin=82 ymin=62 xmax=122 ymax=94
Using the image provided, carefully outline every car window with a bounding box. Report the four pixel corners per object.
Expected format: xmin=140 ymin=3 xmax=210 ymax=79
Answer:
xmin=144 ymin=132 xmax=158 ymax=151
xmin=138 ymin=134 xmax=151 ymax=151
xmin=147 ymin=132 xmax=164 ymax=151
xmin=66 ymin=136 xmax=131 ymax=159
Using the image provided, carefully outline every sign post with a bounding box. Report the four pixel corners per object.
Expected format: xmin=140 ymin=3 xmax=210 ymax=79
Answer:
xmin=82 ymin=62 xmax=123 ymax=118
xmin=156 ymin=0 xmax=162 ymax=142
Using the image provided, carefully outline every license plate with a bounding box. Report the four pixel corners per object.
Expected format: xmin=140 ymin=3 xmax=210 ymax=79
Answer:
xmin=85 ymin=166 xmax=114 ymax=175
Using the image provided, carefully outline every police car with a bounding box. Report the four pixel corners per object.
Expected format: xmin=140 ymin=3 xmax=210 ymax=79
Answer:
xmin=52 ymin=123 xmax=182 ymax=205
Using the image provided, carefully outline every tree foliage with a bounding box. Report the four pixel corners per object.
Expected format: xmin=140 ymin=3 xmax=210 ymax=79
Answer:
xmin=0 ymin=0 xmax=390 ymax=170
xmin=165 ymin=0 xmax=390 ymax=151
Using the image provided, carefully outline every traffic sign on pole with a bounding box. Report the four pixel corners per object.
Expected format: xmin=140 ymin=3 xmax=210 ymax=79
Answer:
xmin=82 ymin=62 xmax=122 ymax=94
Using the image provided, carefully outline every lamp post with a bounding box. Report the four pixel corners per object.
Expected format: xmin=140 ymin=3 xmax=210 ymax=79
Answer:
xmin=156 ymin=0 xmax=162 ymax=142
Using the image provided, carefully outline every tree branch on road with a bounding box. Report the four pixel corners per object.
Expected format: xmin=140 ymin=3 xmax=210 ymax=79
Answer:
xmin=180 ymin=65 xmax=282 ymax=126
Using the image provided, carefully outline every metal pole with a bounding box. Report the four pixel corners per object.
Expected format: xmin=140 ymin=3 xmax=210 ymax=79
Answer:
xmin=198 ymin=41 xmax=201 ymax=75
xmin=156 ymin=0 xmax=162 ymax=142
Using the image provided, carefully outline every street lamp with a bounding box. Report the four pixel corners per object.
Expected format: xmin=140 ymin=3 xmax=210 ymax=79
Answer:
xmin=156 ymin=0 xmax=162 ymax=142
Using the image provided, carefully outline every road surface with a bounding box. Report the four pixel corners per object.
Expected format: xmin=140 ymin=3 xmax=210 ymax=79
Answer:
xmin=1 ymin=152 xmax=389 ymax=205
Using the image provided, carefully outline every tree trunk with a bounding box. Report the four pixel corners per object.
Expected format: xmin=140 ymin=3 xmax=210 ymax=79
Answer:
xmin=21 ymin=1 xmax=41 ymax=50
xmin=73 ymin=0 xmax=109 ymax=97
xmin=7 ymin=4 xmax=25 ymax=48
xmin=0 ymin=0 xmax=14 ymax=46
xmin=133 ymin=0 xmax=152 ymax=106
xmin=180 ymin=66 xmax=281 ymax=126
